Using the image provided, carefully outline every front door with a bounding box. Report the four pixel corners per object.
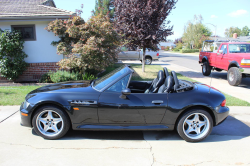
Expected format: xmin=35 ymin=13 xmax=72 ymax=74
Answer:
xmin=98 ymin=92 xmax=167 ymax=124
xmin=216 ymin=44 xmax=229 ymax=70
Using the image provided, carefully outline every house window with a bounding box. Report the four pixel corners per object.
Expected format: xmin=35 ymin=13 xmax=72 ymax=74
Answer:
xmin=11 ymin=25 xmax=36 ymax=41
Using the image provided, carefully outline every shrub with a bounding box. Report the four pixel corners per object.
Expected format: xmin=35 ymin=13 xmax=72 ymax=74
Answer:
xmin=46 ymin=13 xmax=121 ymax=74
xmin=164 ymin=46 xmax=170 ymax=51
xmin=39 ymin=70 xmax=96 ymax=83
xmin=58 ymin=55 xmax=81 ymax=72
xmin=0 ymin=31 xmax=28 ymax=81
xmin=180 ymin=49 xmax=200 ymax=53
xmin=39 ymin=73 xmax=53 ymax=83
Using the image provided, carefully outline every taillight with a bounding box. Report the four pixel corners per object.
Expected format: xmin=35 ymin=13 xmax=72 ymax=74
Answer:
xmin=221 ymin=99 xmax=226 ymax=107
xmin=156 ymin=53 xmax=159 ymax=56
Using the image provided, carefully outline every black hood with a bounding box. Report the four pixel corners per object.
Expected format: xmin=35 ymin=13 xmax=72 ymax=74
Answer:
xmin=28 ymin=81 xmax=91 ymax=94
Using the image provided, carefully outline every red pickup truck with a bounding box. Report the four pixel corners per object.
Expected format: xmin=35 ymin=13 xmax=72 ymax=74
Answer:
xmin=199 ymin=40 xmax=250 ymax=86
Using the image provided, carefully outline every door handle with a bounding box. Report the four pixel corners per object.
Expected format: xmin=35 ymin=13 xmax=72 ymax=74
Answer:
xmin=152 ymin=100 xmax=163 ymax=104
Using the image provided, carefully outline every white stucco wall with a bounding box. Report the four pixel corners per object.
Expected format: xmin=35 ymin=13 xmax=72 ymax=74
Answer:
xmin=0 ymin=21 xmax=63 ymax=63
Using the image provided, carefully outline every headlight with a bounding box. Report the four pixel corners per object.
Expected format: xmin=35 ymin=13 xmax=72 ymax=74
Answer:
xmin=241 ymin=59 xmax=250 ymax=66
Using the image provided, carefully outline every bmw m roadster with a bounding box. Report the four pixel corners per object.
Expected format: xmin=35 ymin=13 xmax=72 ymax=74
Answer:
xmin=20 ymin=65 xmax=229 ymax=142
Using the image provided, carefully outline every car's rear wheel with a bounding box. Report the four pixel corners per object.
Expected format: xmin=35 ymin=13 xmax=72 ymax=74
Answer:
xmin=32 ymin=106 xmax=70 ymax=140
xmin=227 ymin=67 xmax=242 ymax=86
xmin=145 ymin=57 xmax=152 ymax=65
xmin=177 ymin=109 xmax=213 ymax=142
xmin=202 ymin=62 xmax=211 ymax=76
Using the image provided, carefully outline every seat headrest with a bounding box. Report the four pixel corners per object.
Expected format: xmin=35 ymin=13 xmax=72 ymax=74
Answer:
xmin=171 ymin=71 xmax=180 ymax=91
xmin=157 ymin=70 xmax=164 ymax=80
xmin=164 ymin=76 xmax=174 ymax=93
xmin=163 ymin=67 xmax=169 ymax=78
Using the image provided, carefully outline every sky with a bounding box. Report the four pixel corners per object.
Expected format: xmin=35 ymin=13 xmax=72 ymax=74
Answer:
xmin=54 ymin=0 xmax=250 ymax=41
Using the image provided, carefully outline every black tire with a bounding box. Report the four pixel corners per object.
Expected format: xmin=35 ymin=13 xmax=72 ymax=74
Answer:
xmin=227 ymin=67 xmax=242 ymax=86
xmin=32 ymin=105 xmax=70 ymax=140
xmin=177 ymin=109 xmax=213 ymax=142
xmin=202 ymin=62 xmax=212 ymax=76
xmin=145 ymin=57 xmax=152 ymax=65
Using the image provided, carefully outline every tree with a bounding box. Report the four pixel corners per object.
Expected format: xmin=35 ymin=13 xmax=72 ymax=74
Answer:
xmin=224 ymin=27 xmax=241 ymax=37
xmin=174 ymin=38 xmax=182 ymax=44
xmin=241 ymin=26 xmax=250 ymax=36
xmin=114 ymin=0 xmax=177 ymax=72
xmin=182 ymin=15 xmax=211 ymax=49
xmin=46 ymin=14 xmax=121 ymax=74
xmin=93 ymin=0 xmax=115 ymax=19
xmin=0 ymin=31 xmax=28 ymax=81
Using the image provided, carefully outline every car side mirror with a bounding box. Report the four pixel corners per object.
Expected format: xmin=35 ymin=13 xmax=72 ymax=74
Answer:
xmin=120 ymin=88 xmax=131 ymax=99
xmin=217 ymin=50 xmax=223 ymax=55
xmin=122 ymin=88 xmax=131 ymax=95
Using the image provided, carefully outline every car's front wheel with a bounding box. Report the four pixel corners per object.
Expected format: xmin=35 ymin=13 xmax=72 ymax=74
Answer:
xmin=177 ymin=109 xmax=213 ymax=142
xmin=32 ymin=105 xmax=70 ymax=140
xmin=227 ymin=67 xmax=242 ymax=86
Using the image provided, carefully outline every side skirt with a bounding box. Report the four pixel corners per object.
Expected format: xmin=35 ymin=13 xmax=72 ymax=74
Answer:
xmin=72 ymin=124 xmax=174 ymax=130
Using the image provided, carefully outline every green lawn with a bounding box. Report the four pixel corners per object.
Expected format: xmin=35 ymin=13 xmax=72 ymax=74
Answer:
xmin=0 ymin=86 xmax=41 ymax=106
xmin=0 ymin=64 xmax=249 ymax=106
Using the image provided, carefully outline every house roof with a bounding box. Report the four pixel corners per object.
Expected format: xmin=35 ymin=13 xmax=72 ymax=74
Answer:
xmin=210 ymin=36 xmax=250 ymax=42
xmin=0 ymin=0 xmax=74 ymax=19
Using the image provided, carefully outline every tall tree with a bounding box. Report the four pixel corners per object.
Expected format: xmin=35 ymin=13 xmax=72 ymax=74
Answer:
xmin=224 ymin=27 xmax=241 ymax=37
xmin=93 ymin=0 xmax=115 ymax=19
xmin=114 ymin=0 xmax=177 ymax=72
xmin=182 ymin=15 xmax=212 ymax=49
xmin=241 ymin=26 xmax=250 ymax=36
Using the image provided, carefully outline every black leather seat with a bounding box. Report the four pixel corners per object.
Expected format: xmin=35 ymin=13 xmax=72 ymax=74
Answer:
xmin=145 ymin=70 xmax=164 ymax=93
xmin=158 ymin=76 xmax=174 ymax=93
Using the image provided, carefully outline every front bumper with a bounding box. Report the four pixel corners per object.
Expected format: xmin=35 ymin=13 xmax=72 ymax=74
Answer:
xmin=239 ymin=67 xmax=250 ymax=74
xmin=20 ymin=102 xmax=32 ymax=127
xmin=215 ymin=106 xmax=229 ymax=126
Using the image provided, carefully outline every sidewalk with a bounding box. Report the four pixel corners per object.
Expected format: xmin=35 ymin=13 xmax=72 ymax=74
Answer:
xmin=160 ymin=50 xmax=199 ymax=56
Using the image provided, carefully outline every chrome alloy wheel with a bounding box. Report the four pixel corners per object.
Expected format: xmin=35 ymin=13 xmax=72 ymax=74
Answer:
xmin=36 ymin=110 xmax=64 ymax=137
xmin=145 ymin=59 xmax=151 ymax=65
xmin=183 ymin=113 xmax=210 ymax=140
xmin=229 ymin=71 xmax=234 ymax=82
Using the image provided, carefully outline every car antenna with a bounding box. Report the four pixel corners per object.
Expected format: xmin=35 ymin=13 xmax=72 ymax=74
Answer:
xmin=209 ymin=67 xmax=214 ymax=93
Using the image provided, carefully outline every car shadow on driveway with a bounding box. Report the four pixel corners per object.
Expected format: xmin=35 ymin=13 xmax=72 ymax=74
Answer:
xmin=32 ymin=116 xmax=250 ymax=142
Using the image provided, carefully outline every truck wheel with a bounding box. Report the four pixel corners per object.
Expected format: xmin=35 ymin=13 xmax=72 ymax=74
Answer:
xmin=145 ymin=57 xmax=152 ymax=65
xmin=202 ymin=62 xmax=211 ymax=76
xmin=227 ymin=67 xmax=242 ymax=86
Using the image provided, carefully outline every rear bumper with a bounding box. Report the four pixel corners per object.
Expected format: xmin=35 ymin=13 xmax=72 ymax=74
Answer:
xmin=215 ymin=106 xmax=229 ymax=126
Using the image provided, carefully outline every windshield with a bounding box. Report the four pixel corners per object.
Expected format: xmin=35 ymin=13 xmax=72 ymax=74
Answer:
xmin=229 ymin=44 xmax=250 ymax=53
xmin=93 ymin=65 xmax=131 ymax=91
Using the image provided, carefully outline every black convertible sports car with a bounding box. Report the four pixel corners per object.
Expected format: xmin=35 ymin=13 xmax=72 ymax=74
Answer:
xmin=20 ymin=65 xmax=229 ymax=142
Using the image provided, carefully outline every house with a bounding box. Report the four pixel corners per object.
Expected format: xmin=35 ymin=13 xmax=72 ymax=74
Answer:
xmin=209 ymin=33 xmax=250 ymax=42
xmin=0 ymin=0 xmax=74 ymax=82
xmin=159 ymin=42 xmax=176 ymax=50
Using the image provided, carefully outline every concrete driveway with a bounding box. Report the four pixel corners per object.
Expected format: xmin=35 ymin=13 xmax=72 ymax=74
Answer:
xmin=1 ymin=106 xmax=250 ymax=166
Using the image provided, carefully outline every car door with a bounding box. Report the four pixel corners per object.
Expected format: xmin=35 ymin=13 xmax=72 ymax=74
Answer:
xmin=98 ymin=93 xmax=167 ymax=124
xmin=98 ymin=76 xmax=167 ymax=124
xmin=118 ymin=46 xmax=129 ymax=60
xmin=127 ymin=46 xmax=140 ymax=60
xmin=216 ymin=44 xmax=229 ymax=70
